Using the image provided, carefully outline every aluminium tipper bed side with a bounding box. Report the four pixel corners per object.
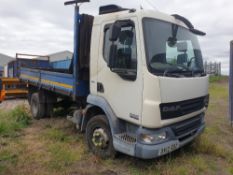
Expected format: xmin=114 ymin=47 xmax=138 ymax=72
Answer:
xmin=20 ymin=67 xmax=89 ymax=98
xmin=20 ymin=67 xmax=76 ymax=97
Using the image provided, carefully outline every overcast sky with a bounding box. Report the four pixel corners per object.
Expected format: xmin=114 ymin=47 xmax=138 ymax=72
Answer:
xmin=0 ymin=0 xmax=232 ymax=74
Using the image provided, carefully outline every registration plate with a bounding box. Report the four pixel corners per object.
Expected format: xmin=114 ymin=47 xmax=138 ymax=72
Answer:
xmin=158 ymin=142 xmax=179 ymax=156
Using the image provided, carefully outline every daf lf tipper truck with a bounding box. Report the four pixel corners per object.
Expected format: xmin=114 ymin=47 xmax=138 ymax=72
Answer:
xmin=20 ymin=1 xmax=209 ymax=159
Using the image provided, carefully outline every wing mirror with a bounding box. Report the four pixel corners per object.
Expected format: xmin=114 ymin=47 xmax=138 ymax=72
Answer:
xmin=109 ymin=21 xmax=121 ymax=41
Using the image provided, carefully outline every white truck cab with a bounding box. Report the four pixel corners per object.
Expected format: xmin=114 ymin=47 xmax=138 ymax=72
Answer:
xmin=84 ymin=5 xmax=209 ymax=159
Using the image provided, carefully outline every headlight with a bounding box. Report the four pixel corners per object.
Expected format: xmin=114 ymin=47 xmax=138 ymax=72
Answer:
xmin=140 ymin=131 xmax=167 ymax=144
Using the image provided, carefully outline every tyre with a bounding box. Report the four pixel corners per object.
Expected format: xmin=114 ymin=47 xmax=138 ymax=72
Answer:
xmin=27 ymin=93 xmax=32 ymax=105
xmin=85 ymin=115 xmax=116 ymax=159
xmin=30 ymin=93 xmax=45 ymax=119
xmin=45 ymin=103 xmax=54 ymax=118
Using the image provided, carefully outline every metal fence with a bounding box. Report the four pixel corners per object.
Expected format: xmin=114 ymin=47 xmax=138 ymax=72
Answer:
xmin=229 ymin=41 xmax=233 ymax=126
xmin=204 ymin=61 xmax=221 ymax=76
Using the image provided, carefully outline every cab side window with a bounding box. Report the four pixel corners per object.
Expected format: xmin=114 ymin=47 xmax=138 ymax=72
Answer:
xmin=103 ymin=25 xmax=137 ymax=70
xmin=103 ymin=28 xmax=111 ymax=63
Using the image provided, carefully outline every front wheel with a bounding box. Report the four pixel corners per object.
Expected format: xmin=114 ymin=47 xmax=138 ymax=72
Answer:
xmin=85 ymin=115 xmax=116 ymax=159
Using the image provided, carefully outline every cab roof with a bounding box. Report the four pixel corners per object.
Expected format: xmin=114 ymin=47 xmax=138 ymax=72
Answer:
xmin=94 ymin=9 xmax=188 ymax=29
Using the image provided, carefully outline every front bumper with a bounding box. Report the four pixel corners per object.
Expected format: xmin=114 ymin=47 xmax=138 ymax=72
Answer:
xmin=113 ymin=113 xmax=205 ymax=159
xmin=135 ymin=122 xmax=205 ymax=159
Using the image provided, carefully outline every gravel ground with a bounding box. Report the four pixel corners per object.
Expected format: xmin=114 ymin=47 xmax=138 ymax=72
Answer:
xmin=0 ymin=99 xmax=29 ymax=111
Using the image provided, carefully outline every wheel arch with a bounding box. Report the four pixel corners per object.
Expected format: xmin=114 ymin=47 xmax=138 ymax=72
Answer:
xmin=81 ymin=95 xmax=122 ymax=134
xmin=81 ymin=105 xmax=105 ymax=132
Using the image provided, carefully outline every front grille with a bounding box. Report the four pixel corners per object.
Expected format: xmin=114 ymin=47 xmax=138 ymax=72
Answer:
xmin=172 ymin=115 xmax=203 ymax=141
xmin=160 ymin=96 xmax=206 ymax=120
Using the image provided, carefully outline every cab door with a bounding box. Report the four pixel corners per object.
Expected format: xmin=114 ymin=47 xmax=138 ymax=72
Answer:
xmin=97 ymin=17 xmax=143 ymax=125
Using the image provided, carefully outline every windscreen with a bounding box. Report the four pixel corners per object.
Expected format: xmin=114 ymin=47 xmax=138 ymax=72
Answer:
xmin=143 ymin=18 xmax=204 ymax=77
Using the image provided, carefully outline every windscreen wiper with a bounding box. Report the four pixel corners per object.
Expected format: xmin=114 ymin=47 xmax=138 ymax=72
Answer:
xmin=191 ymin=70 xmax=206 ymax=76
xmin=163 ymin=69 xmax=188 ymax=77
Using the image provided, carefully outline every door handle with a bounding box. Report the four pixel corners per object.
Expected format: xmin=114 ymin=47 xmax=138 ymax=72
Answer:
xmin=97 ymin=82 xmax=104 ymax=93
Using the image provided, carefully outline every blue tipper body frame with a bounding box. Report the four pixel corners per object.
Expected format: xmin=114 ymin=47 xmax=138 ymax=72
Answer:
xmin=73 ymin=4 xmax=80 ymax=100
xmin=19 ymin=2 xmax=89 ymax=99
xmin=230 ymin=41 xmax=233 ymax=127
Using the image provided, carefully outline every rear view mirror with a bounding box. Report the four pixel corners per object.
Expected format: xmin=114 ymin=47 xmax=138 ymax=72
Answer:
xmin=177 ymin=42 xmax=188 ymax=52
xmin=167 ymin=37 xmax=177 ymax=47
xmin=109 ymin=20 xmax=134 ymax=42
xmin=109 ymin=21 xmax=121 ymax=41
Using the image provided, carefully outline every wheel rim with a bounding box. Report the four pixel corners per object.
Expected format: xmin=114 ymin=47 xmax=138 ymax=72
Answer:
xmin=92 ymin=128 xmax=109 ymax=149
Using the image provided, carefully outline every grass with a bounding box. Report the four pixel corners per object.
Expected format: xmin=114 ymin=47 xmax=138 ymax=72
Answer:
xmin=209 ymin=75 xmax=228 ymax=83
xmin=45 ymin=143 xmax=84 ymax=171
xmin=38 ymin=121 xmax=87 ymax=174
xmin=41 ymin=128 xmax=71 ymax=142
xmin=0 ymin=105 xmax=31 ymax=137
xmin=192 ymin=135 xmax=228 ymax=158
xmin=0 ymin=76 xmax=233 ymax=175
xmin=229 ymin=167 xmax=233 ymax=175
xmin=0 ymin=105 xmax=31 ymax=174
xmin=0 ymin=150 xmax=18 ymax=173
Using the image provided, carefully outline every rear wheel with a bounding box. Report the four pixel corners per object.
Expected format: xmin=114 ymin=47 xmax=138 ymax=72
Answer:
xmin=85 ymin=115 xmax=116 ymax=159
xmin=45 ymin=103 xmax=54 ymax=118
xmin=27 ymin=93 xmax=32 ymax=105
xmin=30 ymin=93 xmax=45 ymax=119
